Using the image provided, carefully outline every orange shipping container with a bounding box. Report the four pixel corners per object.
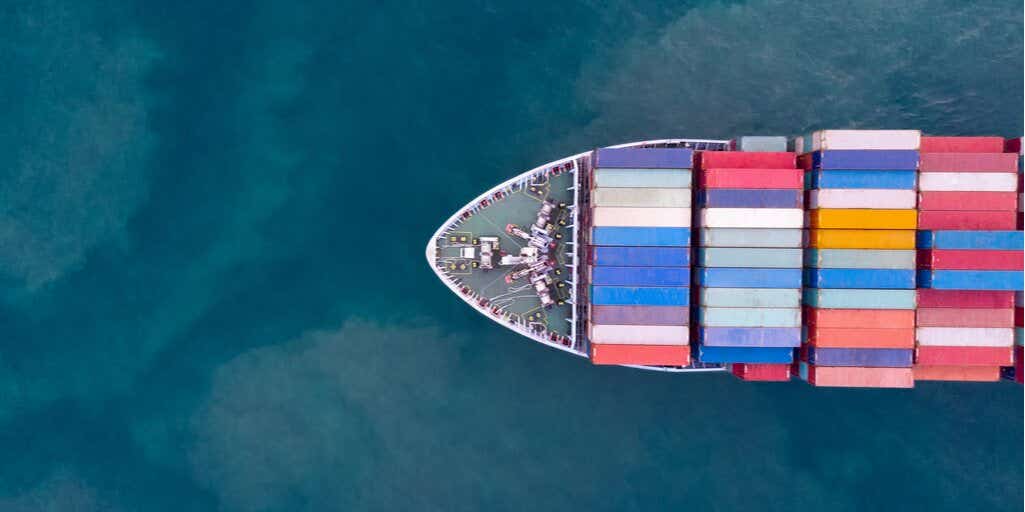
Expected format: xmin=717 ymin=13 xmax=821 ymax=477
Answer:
xmin=805 ymin=308 xmax=915 ymax=329
xmin=913 ymin=365 xmax=1001 ymax=382
xmin=807 ymin=327 xmax=915 ymax=348
xmin=590 ymin=344 xmax=689 ymax=366
xmin=808 ymin=366 xmax=914 ymax=388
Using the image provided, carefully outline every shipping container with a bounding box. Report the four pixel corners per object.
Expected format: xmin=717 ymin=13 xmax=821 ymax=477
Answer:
xmin=804 ymin=249 xmax=916 ymax=269
xmin=699 ymin=287 xmax=801 ymax=308
xmin=699 ymin=208 xmax=804 ymax=228
xmin=917 ymin=289 xmax=1015 ymax=309
xmin=802 ymin=130 xmax=921 ymax=152
xmin=590 ymin=344 xmax=690 ymax=365
xmin=918 ymin=153 xmax=1018 ymax=173
xmin=595 ymin=147 xmax=693 ymax=169
xmin=917 ymin=270 xmax=1023 ymax=291
xmin=730 ymin=363 xmax=791 ymax=381
xmin=915 ymin=327 xmax=1014 ymax=347
xmin=916 ymin=230 xmax=1023 ymax=250
xmin=920 ymin=136 xmax=1006 ymax=153
xmin=917 ymin=210 xmax=1017 ymax=230
xmin=732 ymin=136 xmax=789 ymax=152
xmin=592 ymin=187 xmax=691 ymax=208
xmin=806 ymin=326 xmax=915 ymax=348
xmin=696 ymin=247 xmax=802 ymax=268
xmin=805 ymin=308 xmax=915 ymax=329
xmin=697 ymin=189 xmax=803 ymax=208
xmin=914 ymin=346 xmax=1013 ymax=366
xmin=593 ymin=168 xmax=692 ymax=189
xmin=698 ymin=327 xmax=802 ymax=347
xmin=588 ymin=324 xmax=689 ymax=345
xmin=808 ymin=169 xmax=917 ymax=190
xmin=697 ymin=228 xmax=803 ymax=248
xmin=700 ymin=168 xmax=803 ymax=189
xmin=917 ymin=191 xmax=1018 ymax=211
xmin=807 ymin=229 xmax=916 ymax=249
xmin=913 ymin=365 xmax=1001 ymax=382
xmin=591 ymin=266 xmax=689 ymax=287
xmin=915 ymin=307 xmax=1014 ymax=327
xmin=804 ymin=268 xmax=916 ymax=290
xmin=1005 ymin=137 xmax=1023 ymax=154
xmin=592 ymin=207 xmax=691 ymax=227
xmin=808 ymin=189 xmax=917 ymax=209
xmin=809 ymin=150 xmax=919 ymax=170
xmin=918 ymin=172 xmax=1017 ymax=192
xmin=809 ymin=209 xmax=918 ymax=230
xmin=591 ymin=246 xmax=690 ymax=267
xmin=591 ymin=227 xmax=690 ymax=247
xmin=698 ymin=151 xmax=795 ymax=169
xmin=805 ymin=366 xmax=914 ymax=388
xmin=1016 ymin=326 xmax=1023 ymax=346
xmin=698 ymin=307 xmax=801 ymax=328
xmin=696 ymin=268 xmax=803 ymax=288
xmin=807 ymin=347 xmax=913 ymax=367
xmin=697 ymin=345 xmax=794 ymax=364
xmin=802 ymin=288 xmax=917 ymax=310
xmin=590 ymin=305 xmax=689 ymax=326
xmin=590 ymin=286 xmax=690 ymax=306
xmin=916 ymin=249 xmax=1022 ymax=271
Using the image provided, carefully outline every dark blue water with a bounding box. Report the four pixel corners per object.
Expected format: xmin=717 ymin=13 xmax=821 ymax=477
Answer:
xmin=1 ymin=1 xmax=1022 ymax=510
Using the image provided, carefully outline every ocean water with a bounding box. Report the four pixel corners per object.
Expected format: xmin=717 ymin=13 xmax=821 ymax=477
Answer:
xmin=0 ymin=0 xmax=1022 ymax=510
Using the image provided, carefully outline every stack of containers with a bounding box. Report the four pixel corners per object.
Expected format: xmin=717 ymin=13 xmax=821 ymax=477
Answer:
xmin=692 ymin=141 xmax=803 ymax=379
xmin=588 ymin=147 xmax=693 ymax=367
xmin=796 ymin=130 xmax=920 ymax=388
xmin=913 ymin=136 xmax=1023 ymax=382
xmin=1003 ymin=136 xmax=1024 ymax=384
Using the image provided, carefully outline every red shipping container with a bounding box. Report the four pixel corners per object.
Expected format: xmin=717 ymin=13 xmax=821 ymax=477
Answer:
xmin=1016 ymin=307 xmax=1022 ymax=327
xmin=920 ymin=136 xmax=1006 ymax=153
xmin=917 ymin=191 xmax=1018 ymax=211
xmin=698 ymin=151 xmax=795 ymax=169
xmin=916 ymin=289 xmax=1015 ymax=309
xmin=915 ymin=346 xmax=1014 ymax=366
xmin=806 ymin=327 xmax=915 ymax=348
xmin=730 ymin=363 xmax=791 ymax=381
xmin=917 ymin=249 xmax=1023 ymax=271
xmin=913 ymin=365 xmax=1001 ymax=382
xmin=699 ymin=168 xmax=803 ymax=189
xmin=590 ymin=344 xmax=689 ymax=366
xmin=916 ymin=307 xmax=1015 ymax=327
xmin=804 ymin=308 xmax=915 ymax=329
xmin=1005 ymin=137 xmax=1023 ymax=154
xmin=807 ymin=366 xmax=914 ymax=388
xmin=917 ymin=211 xmax=1017 ymax=230
xmin=918 ymin=153 xmax=1018 ymax=173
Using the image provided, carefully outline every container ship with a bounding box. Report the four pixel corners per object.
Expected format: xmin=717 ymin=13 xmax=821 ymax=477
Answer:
xmin=426 ymin=131 xmax=1025 ymax=388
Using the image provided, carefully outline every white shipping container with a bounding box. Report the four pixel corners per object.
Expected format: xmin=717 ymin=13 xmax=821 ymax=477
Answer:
xmin=699 ymin=208 xmax=804 ymax=228
xmin=808 ymin=189 xmax=916 ymax=209
xmin=592 ymin=187 xmax=691 ymax=208
xmin=915 ymin=327 xmax=1014 ymax=347
xmin=592 ymin=207 xmax=691 ymax=227
xmin=918 ymin=172 xmax=1017 ymax=192
xmin=810 ymin=129 xmax=921 ymax=151
xmin=589 ymin=324 xmax=689 ymax=345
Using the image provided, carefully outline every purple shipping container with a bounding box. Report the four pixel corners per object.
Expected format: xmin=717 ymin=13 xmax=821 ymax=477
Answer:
xmin=807 ymin=347 xmax=913 ymax=368
xmin=809 ymin=150 xmax=919 ymax=170
xmin=590 ymin=305 xmax=689 ymax=326
xmin=697 ymin=327 xmax=802 ymax=347
xmin=595 ymin=147 xmax=693 ymax=169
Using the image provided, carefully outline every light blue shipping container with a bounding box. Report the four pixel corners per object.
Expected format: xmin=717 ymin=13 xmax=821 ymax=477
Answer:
xmin=697 ymin=307 xmax=801 ymax=327
xmin=802 ymin=288 xmax=916 ymax=309
xmin=804 ymin=249 xmax=916 ymax=269
xmin=698 ymin=288 xmax=801 ymax=308
xmin=697 ymin=228 xmax=803 ymax=248
xmin=696 ymin=248 xmax=802 ymax=268
xmin=593 ymin=168 xmax=692 ymax=188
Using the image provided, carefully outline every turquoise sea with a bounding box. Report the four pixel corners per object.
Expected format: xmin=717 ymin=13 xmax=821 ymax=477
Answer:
xmin=1 ymin=0 xmax=1022 ymax=510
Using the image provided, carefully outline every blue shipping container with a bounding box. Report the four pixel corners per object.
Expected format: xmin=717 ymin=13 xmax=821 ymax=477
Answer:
xmin=807 ymin=347 xmax=913 ymax=368
xmin=697 ymin=327 xmax=802 ymax=347
xmin=917 ymin=270 xmax=1024 ymax=291
xmin=591 ymin=267 xmax=690 ymax=287
xmin=808 ymin=170 xmax=918 ymax=190
xmin=591 ymin=227 xmax=691 ymax=247
xmin=697 ymin=345 xmax=794 ymax=364
xmin=590 ymin=286 xmax=690 ymax=306
xmin=811 ymin=150 xmax=919 ymax=170
xmin=696 ymin=268 xmax=803 ymax=289
xmin=596 ymin=147 xmax=693 ymax=169
xmin=592 ymin=246 xmax=690 ymax=267
xmin=916 ymin=230 xmax=1024 ymax=250
xmin=697 ymin=189 xmax=804 ymax=208
xmin=803 ymin=268 xmax=916 ymax=290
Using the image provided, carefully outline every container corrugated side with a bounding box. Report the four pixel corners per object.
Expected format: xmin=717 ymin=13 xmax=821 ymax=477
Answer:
xmin=595 ymin=147 xmax=693 ymax=169
xmin=591 ymin=266 xmax=689 ymax=287
xmin=913 ymin=365 xmax=1001 ymax=381
xmin=803 ymin=288 xmax=916 ymax=310
xmin=918 ymin=172 xmax=1017 ymax=192
xmin=917 ymin=191 xmax=1018 ymax=211
xmin=808 ymin=189 xmax=917 ymax=209
xmin=699 ymin=327 xmax=801 ymax=347
xmin=733 ymin=136 xmax=788 ymax=152
xmin=592 ymin=187 xmax=691 ymax=208
xmin=699 ymin=208 xmax=803 ymax=228
xmin=917 ymin=211 xmax=1018 ymax=230
xmin=698 ymin=151 xmax=795 ymax=169
xmin=590 ymin=305 xmax=689 ymax=325
xmin=917 ymin=270 xmax=1023 ymax=291
xmin=915 ymin=230 xmax=1023 ymax=250
xmin=699 ymin=288 xmax=801 ymax=308
xmin=915 ymin=327 xmax=1014 ymax=347
xmin=591 ymin=227 xmax=690 ymax=247
xmin=914 ymin=346 xmax=1014 ymax=366
xmin=593 ymin=168 xmax=692 ymax=188
xmin=697 ymin=228 xmax=802 ymax=248
xmin=917 ymin=249 xmax=1022 ymax=271
xmin=803 ymin=268 xmax=915 ymax=290
xmin=730 ymin=363 xmax=792 ymax=381
xmin=807 ymin=347 xmax=913 ymax=367
xmin=806 ymin=326 xmax=915 ymax=348
xmin=592 ymin=247 xmax=690 ymax=267
xmin=918 ymin=153 xmax=1018 ymax=173
xmin=807 ymin=130 xmax=921 ymax=151
xmin=590 ymin=286 xmax=689 ymax=306
xmin=696 ymin=247 xmax=802 ymax=268
xmin=592 ymin=207 xmax=691 ymax=227
xmin=920 ymin=136 xmax=1005 ymax=153
xmin=804 ymin=249 xmax=916 ymax=269
xmin=916 ymin=290 xmax=1015 ymax=309
xmin=697 ymin=307 xmax=801 ymax=327
xmin=590 ymin=344 xmax=690 ymax=365
xmin=809 ymin=150 xmax=919 ymax=170
xmin=807 ymin=366 xmax=914 ymax=388
xmin=588 ymin=324 xmax=689 ymax=345
xmin=697 ymin=346 xmax=794 ymax=364
xmin=805 ymin=308 xmax=915 ymax=329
